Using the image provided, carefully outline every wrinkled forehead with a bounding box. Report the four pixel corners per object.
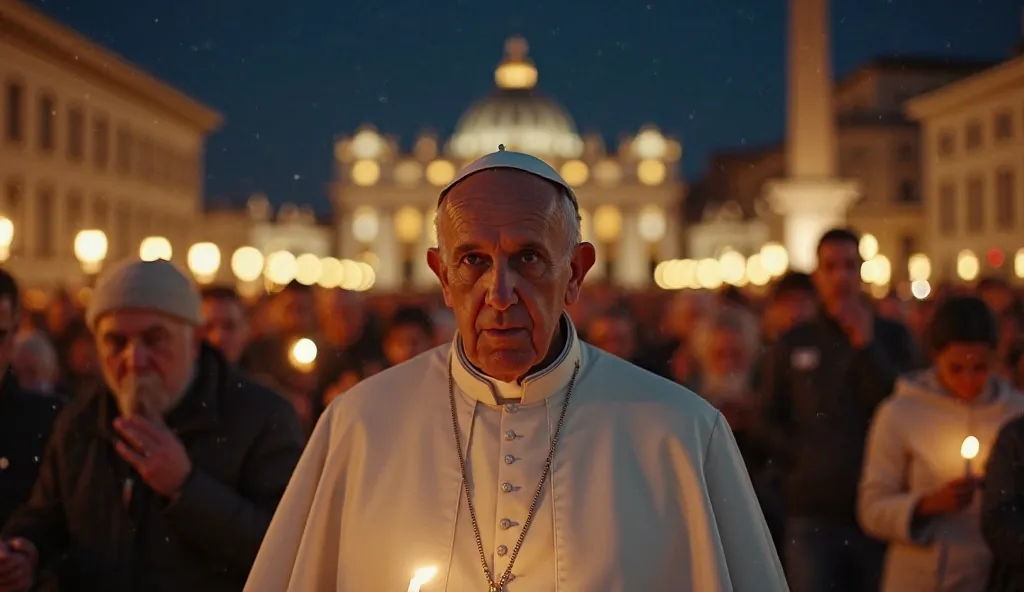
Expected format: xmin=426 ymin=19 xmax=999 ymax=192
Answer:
xmin=440 ymin=170 xmax=564 ymax=249
xmin=96 ymin=309 xmax=190 ymax=338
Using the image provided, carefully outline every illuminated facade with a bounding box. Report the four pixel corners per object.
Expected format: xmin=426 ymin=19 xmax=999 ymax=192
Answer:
xmin=0 ymin=0 xmax=222 ymax=288
xmin=332 ymin=37 xmax=685 ymax=291
xmin=906 ymin=55 xmax=1024 ymax=282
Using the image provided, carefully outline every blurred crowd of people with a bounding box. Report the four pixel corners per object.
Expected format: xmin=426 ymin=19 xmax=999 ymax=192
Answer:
xmin=2 ymin=226 xmax=1024 ymax=591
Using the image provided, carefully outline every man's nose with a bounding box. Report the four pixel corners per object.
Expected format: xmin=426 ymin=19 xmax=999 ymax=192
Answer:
xmin=125 ymin=341 xmax=150 ymax=371
xmin=484 ymin=260 xmax=519 ymax=311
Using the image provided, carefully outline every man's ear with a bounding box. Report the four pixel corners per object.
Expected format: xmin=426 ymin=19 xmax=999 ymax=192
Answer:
xmin=564 ymin=242 xmax=596 ymax=306
xmin=427 ymin=248 xmax=452 ymax=307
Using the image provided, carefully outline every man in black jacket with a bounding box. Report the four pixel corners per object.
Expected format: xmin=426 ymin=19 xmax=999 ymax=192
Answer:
xmin=757 ymin=228 xmax=923 ymax=592
xmin=0 ymin=259 xmax=305 ymax=592
xmin=0 ymin=269 xmax=62 ymax=542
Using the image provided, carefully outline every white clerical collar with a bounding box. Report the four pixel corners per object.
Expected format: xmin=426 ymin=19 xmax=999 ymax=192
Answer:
xmin=451 ymin=313 xmax=583 ymax=406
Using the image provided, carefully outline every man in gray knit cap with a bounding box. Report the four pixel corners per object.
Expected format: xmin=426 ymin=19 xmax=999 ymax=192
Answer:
xmin=2 ymin=259 xmax=306 ymax=592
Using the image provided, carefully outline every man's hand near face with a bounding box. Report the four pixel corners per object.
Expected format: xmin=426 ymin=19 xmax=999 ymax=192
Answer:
xmin=834 ymin=298 xmax=875 ymax=349
xmin=113 ymin=416 xmax=192 ymax=500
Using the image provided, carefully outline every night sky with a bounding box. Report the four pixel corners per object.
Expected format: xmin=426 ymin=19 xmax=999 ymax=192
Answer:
xmin=25 ymin=0 xmax=1024 ymax=212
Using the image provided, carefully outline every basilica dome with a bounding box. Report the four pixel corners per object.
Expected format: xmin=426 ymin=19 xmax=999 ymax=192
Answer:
xmin=447 ymin=37 xmax=584 ymax=161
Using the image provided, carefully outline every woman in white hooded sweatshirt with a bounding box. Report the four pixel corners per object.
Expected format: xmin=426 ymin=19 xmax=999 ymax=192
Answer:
xmin=859 ymin=295 xmax=1024 ymax=592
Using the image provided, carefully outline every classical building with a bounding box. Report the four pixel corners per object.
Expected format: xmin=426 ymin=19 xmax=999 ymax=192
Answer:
xmin=685 ymin=55 xmax=986 ymax=283
xmin=906 ymin=54 xmax=1024 ymax=282
xmin=0 ymin=0 xmax=221 ymax=288
xmin=332 ymin=37 xmax=685 ymax=292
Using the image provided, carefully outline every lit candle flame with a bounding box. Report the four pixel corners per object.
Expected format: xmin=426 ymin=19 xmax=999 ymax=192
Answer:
xmin=407 ymin=566 xmax=437 ymax=592
xmin=961 ymin=436 xmax=980 ymax=460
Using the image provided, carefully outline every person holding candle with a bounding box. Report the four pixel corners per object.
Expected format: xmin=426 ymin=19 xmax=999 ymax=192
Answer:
xmin=244 ymin=147 xmax=787 ymax=592
xmin=858 ymin=295 xmax=1024 ymax=592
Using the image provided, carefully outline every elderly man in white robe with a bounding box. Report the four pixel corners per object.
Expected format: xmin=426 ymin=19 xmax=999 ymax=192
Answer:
xmin=245 ymin=147 xmax=787 ymax=592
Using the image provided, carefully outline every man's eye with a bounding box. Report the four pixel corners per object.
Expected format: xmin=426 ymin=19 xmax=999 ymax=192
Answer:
xmin=461 ymin=254 xmax=486 ymax=266
xmin=519 ymin=251 xmax=540 ymax=264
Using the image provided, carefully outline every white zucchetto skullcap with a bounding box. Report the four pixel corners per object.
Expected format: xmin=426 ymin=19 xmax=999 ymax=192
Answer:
xmin=438 ymin=144 xmax=579 ymax=212
xmin=86 ymin=258 xmax=203 ymax=329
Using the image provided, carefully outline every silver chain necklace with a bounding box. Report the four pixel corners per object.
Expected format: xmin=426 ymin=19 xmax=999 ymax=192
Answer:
xmin=448 ymin=358 xmax=581 ymax=592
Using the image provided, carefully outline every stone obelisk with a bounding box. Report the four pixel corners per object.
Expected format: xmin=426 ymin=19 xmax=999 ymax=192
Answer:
xmin=764 ymin=0 xmax=859 ymax=271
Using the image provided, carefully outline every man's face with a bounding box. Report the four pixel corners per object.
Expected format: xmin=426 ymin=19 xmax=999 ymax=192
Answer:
xmin=428 ymin=170 xmax=595 ymax=382
xmin=587 ymin=315 xmax=637 ymax=360
xmin=202 ymin=297 xmax=249 ymax=364
xmin=813 ymin=240 xmax=862 ymax=308
xmin=383 ymin=323 xmax=433 ymax=366
xmin=95 ymin=309 xmax=199 ymax=419
xmin=0 ymin=297 xmax=16 ymax=372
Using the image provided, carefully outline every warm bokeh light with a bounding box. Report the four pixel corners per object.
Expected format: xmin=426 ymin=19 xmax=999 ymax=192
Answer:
xmin=318 ymin=257 xmax=344 ymax=289
xmin=746 ymin=254 xmax=771 ymax=286
xmin=696 ymin=258 xmax=722 ymax=290
xmin=961 ymin=436 xmax=979 ymax=460
xmin=352 ymin=206 xmax=380 ymax=243
xmin=425 ymin=160 xmax=456 ymax=187
xmin=636 ymin=159 xmax=666 ymax=186
xmin=911 ymin=280 xmax=931 ymax=300
xmin=560 ymin=160 xmax=589 ymax=187
xmin=294 ymin=253 xmax=323 ymax=286
xmin=74 ymin=229 xmax=108 ymax=274
xmin=289 ymin=338 xmax=317 ymax=370
xmin=957 ymin=250 xmax=980 ymax=282
xmin=186 ymin=242 xmax=221 ymax=284
xmin=351 ymin=159 xmax=381 ymax=186
xmin=1015 ymin=248 xmax=1024 ymax=279
xmin=907 ymin=253 xmax=931 ymax=282
xmin=637 ymin=205 xmax=666 ymax=243
xmin=0 ymin=216 xmax=14 ymax=261
xmin=139 ymin=236 xmax=172 ymax=262
xmin=230 ymin=246 xmax=265 ymax=282
xmin=718 ymin=250 xmax=746 ymax=286
xmin=394 ymin=206 xmax=424 ymax=243
xmin=265 ymin=250 xmax=298 ymax=284
xmin=759 ymin=242 xmax=789 ymax=277
xmin=592 ymin=205 xmax=622 ymax=242
xmin=858 ymin=234 xmax=879 ymax=260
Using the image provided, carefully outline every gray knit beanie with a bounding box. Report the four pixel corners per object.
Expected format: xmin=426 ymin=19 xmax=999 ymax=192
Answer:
xmin=86 ymin=258 xmax=203 ymax=329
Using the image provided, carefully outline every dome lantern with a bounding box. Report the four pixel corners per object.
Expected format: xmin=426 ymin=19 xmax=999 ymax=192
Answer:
xmin=494 ymin=36 xmax=538 ymax=90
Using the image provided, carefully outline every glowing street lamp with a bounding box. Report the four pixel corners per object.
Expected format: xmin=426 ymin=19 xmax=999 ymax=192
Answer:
xmin=139 ymin=236 xmax=172 ymax=262
xmin=187 ymin=242 xmax=221 ymax=284
xmin=0 ymin=216 xmax=13 ymax=262
xmin=74 ymin=229 xmax=108 ymax=276
xmin=289 ymin=337 xmax=318 ymax=372
xmin=230 ymin=246 xmax=265 ymax=282
xmin=407 ymin=566 xmax=437 ymax=592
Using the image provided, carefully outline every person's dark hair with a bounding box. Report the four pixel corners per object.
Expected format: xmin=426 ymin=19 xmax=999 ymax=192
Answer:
xmin=387 ymin=306 xmax=434 ymax=337
xmin=927 ymin=295 xmax=998 ymax=353
xmin=772 ymin=271 xmax=815 ymax=299
xmin=816 ymin=227 xmax=860 ymax=256
xmin=977 ymin=276 xmax=1010 ymax=293
xmin=201 ymin=285 xmax=242 ymax=303
xmin=0 ymin=268 xmax=20 ymax=313
xmin=281 ymin=280 xmax=312 ymax=294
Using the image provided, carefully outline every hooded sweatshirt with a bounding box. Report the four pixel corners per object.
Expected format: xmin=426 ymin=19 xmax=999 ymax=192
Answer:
xmin=858 ymin=369 xmax=1024 ymax=592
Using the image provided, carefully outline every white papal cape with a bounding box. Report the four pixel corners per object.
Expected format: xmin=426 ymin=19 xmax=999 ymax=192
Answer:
xmin=245 ymin=318 xmax=788 ymax=591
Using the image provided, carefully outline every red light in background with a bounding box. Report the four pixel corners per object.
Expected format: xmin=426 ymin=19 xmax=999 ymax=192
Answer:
xmin=987 ymin=248 xmax=1004 ymax=267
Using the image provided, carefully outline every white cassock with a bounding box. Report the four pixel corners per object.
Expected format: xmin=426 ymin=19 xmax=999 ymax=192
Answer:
xmin=245 ymin=316 xmax=787 ymax=591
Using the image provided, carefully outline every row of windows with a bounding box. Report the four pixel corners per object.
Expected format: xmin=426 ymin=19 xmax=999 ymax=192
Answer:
xmin=937 ymin=169 xmax=1019 ymax=235
xmin=3 ymin=178 xmax=189 ymax=261
xmin=2 ymin=80 xmax=200 ymax=194
xmin=936 ymin=107 xmax=1020 ymax=157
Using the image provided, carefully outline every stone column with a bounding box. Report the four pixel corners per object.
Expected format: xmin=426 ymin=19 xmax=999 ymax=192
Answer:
xmin=763 ymin=0 xmax=860 ymax=271
xmin=371 ymin=208 xmax=400 ymax=291
xmin=616 ymin=207 xmax=647 ymax=289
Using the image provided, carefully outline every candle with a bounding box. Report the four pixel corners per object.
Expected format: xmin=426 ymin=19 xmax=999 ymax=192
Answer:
xmin=961 ymin=436 xmax=980 ymax=477
xmin=407 ymin=566 xmax=437 ymax=592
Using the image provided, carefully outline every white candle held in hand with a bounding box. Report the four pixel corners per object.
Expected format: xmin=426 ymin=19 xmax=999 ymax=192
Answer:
xmin=407 ymin=566 xmax=437 ymax=592
xmin=961 ymin=436 xmax=980 ymax=477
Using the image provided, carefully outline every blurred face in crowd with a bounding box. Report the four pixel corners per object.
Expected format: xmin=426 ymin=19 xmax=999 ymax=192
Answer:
xmin=705 ymin=327 xmax=748 ymax=377
xmin=46 ymin=295 xmax=76 ymax=335
xmin=980 ymin=285 xmax=1015 ymax=317
xmin=68 ymin=334 xmax=100 ymax=378
xmin=12 ymin=336 xmax=59 ymax=391
xmin=0 ymin=296 xmax=17 ymax=373
xmin=269 ymin=288 xmax=316 ymax=335
xmin=384 ymin=322 xmax=434 ymax=366
xmin=814 ymin=239 xmax=862 ymax=311
xmin=429 ymin=169 xmax=595 ymax=382
xmin=94 ymin=310 xmax=199 ymax=419
xmin=202 ymin=296 xmax=249 ymax=364
xmin=765 ymin=289 xmax=816 ymax=338
xmin=588 ymin=314 xmax=637 ymax=361
xmin=934 ymin=342 xmax=993 ymax=402
xmin=317 ymin=289 xmax=368 ymax=348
